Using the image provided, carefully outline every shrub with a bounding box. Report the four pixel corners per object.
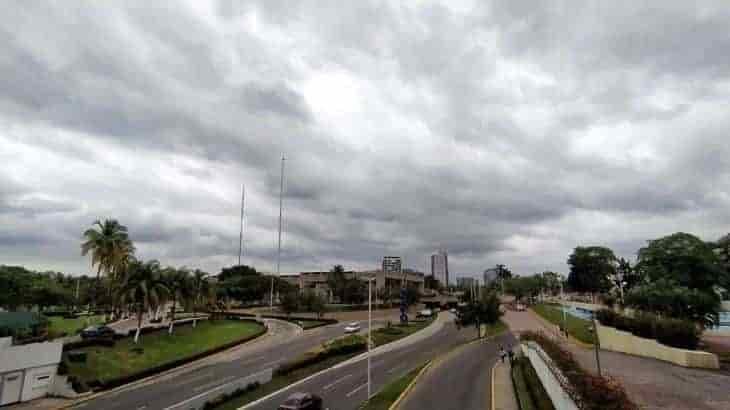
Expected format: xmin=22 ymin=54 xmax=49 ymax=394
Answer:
xmin=67 ymin=351 xmax=88 ymax=363
xmin=275 ymin=335 xmax=366 ymax=376
xmin=655 ymin=318 xmax=699 ymax=350
xmin=515 ymin=356 xmax=554 ymax=410
xmin=594 ymin=309 xmax=699 ymax=350
xmin=520 ymin=331 xmax=638 ymax=410
xmin=201 ymin=382 xmax=260 ymax=410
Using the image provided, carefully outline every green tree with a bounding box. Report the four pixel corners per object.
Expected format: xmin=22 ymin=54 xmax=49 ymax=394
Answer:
xmin=637 ymin=232 xmax=726 ymax=290
xmin=625 ymin=278 xmax=720 ymax=327
xmin=81 ymin=219 xmax=135 ymax=308
xmin=164 ymin=267 xmax=193 ymax=334
xmin=327 ymin=265 xmax=347 ymax=302
xmin=280 ymin=291 xmax=300 ymax=317
xmin=457 ymin=291 xmax=503 ymax=337
xmin=567 ymin=246 xmax=616 ymax=295
xmin=120 ymin=260 xmax=168 ymax=343
xmin=541 ymin=271 xmax=562 ymax=296
xmin=0 ymin=266 xmax=34 ymax=310
xmin=190 ymin=269 xmax=210 ymax=325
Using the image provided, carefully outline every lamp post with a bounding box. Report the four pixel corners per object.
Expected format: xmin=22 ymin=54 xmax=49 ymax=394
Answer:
xmin=367 ymin=275 xmax=375 ymax=400
xmin=560 ymin=282 xmax=568 ymax=338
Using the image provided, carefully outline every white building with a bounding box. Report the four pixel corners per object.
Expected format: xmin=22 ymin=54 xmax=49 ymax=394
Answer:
xmin=431 ymin=249 xmax=449 ymax=286
xmin=0 ymin=337 xmax=62 ymax=405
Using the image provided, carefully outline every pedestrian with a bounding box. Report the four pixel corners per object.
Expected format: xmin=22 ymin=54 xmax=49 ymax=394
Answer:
xmin=499 ymin=345 xmax=506 ymax=363
xmin=508 ymin=348 xmax=515 ymax=364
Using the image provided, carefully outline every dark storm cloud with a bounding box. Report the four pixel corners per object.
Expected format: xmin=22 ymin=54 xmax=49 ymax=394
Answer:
xmin=1 ymin=1 xmax=729 ymax=276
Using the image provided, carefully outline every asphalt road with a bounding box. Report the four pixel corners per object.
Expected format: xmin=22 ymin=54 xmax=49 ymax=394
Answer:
xmin=73 ymin=319 xmax=380 ymax=410
xmin=399 ymin=332 xmax=516 ymax=410
xmin=244 ymin=314 xmax=481 ymax=410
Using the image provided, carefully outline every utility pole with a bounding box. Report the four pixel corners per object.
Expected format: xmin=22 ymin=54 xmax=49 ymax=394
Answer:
xmin=592 ymin=314 xmax=602 ymax=376
xmin=238 ymin=184 xmax=245 ymax=266
xmin=367 ymin=276 xmax=373 ymax=400
xmin=270 ymin=155 xmax=285 ymax=310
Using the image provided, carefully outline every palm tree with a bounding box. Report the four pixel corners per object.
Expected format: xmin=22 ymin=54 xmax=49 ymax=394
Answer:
xmin=81 ymin=219 xmax=135 ymax=308
xmin=191 ymin=269 xmax=210 ymax=327
xmin=120 ymin=260 xmax=168 ymax=344
xmin=164 ymin=268 xmax=193 ymax=334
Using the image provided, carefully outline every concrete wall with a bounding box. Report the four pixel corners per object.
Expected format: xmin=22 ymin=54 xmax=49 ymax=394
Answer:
xmin=596 ymin=322 xmax=719 ymax=369
xmin=20 ymin=365 xmax=57 ymax=402
xmin=522 ymin=342 xmax=579 ymax=410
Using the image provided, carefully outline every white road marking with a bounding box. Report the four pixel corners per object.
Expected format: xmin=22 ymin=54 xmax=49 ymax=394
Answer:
xmin=387 ymin=364 xmax=404 ymax=374
xmin=346 ymin=383 xmax=368 ymax=397
xmin=259 ymin=359 xmax=281 ymax=368
xmin=193 ymin=375 xmax=235 ymax=392
xmin=240 ymin=356 xmax=265 ymax=365
xmin=323 ymin=374 xmax=352 ymax=390
xmin=163 ymin=369 xmax=271 ymax=410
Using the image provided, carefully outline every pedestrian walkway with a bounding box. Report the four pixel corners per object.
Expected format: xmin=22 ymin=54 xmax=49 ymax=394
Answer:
xmin=503 ymin=309 xmax=730 ymax=410
xmin=492 ymin=361 xmax=518 ymax=410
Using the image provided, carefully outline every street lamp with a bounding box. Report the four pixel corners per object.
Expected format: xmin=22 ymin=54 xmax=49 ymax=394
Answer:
xmin=367 ymin=275 xmax=375 ymax=400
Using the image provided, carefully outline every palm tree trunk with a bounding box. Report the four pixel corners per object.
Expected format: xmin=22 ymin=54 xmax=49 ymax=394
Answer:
xmin=134 ymin=307 xmax=143 ymax=344
xmin=168 ymin=297 xmax=177 ymax=335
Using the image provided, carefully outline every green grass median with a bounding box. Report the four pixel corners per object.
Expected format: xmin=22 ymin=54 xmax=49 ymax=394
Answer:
xmin=47 ymin=315 xmax=105 ymax=339
xmin=371 ymin=318 xmax=434 ymax=346
xmin=531 ymin=303 xmax=593 ymax=344
xmin=361 ymin=362 xmax=428 ymax=410
xmin=66 ymin=320 xmax=265 ymax=385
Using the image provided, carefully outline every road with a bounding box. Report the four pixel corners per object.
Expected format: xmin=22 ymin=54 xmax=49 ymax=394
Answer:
xmin=73 ymin=319 xmax=381 ymax=410
xmin=400 ymin=332 xmax=515 ymax=410
xmin=244 ymin=313 xmax=480 ymax=410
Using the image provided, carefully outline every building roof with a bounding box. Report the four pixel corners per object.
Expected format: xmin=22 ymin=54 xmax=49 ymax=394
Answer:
xmin=0 ymin=341 xmax=62 ymax=373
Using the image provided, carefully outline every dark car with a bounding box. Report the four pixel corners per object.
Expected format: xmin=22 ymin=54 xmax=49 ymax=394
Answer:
xmin=80 ymin=325 xmax=116 ymax=339
xmin=278 ymin=392 xmax=323 ymax=410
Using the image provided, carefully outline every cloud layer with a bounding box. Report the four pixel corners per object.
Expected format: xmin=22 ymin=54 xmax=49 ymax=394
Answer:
xmin=2 ymin=1 xmax=729 ymax=278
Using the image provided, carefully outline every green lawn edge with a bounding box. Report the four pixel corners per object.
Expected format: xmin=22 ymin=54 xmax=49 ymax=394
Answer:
xmin=531 ymin=304 xmax=593 ymax=345
xmin=360 ymin=362 xmax=427 ymax=410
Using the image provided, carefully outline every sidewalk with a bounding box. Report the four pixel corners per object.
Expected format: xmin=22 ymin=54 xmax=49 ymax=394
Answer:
xmin=503 ymin=309 xmax=730 ymax=410
xmin=492 ymin=361 xmax=518 ymax=410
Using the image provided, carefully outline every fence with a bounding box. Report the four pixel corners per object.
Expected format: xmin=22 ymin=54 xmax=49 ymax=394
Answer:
xmin=522 ymin=341 xmax=580 ymax=410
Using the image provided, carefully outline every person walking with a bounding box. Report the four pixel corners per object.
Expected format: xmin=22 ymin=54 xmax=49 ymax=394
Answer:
xmin=499 ymin=345 xmax=506 ymax=363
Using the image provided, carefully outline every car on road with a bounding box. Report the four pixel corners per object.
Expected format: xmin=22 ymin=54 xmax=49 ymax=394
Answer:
xmin=278 ymin=392 xmax=323 ymax=410
xmin=80 ymin=325 xmax=116 ymax=339
xmin=344 ymin=322 xmax=361 ymax=333
xmin=515 ymin=303 xmax=526 ymax=311
xmin=417 ymin=309 xmax=433 ymax=318
xmin=449 ymin=308 xmax=457 ymax=314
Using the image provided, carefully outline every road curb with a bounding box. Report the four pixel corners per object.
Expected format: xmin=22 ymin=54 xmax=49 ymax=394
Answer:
xmin=490 ymin=361 xmax=498 ymax=410
xmin=59 ymin=319 xmax=277 ymax=409
xmin=388 ymin=360 xmax=433 ymax=410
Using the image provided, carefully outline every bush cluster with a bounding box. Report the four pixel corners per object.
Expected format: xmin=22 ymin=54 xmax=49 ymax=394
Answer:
xmin=520 ymin=331 xmax=638 ymax=410
xmin=274 ymin=334 xmax=366 ymax=376
xmin=512 ymin=356 xmax=555 ymax=410
xmin=595 ymin=309 xmax=700 ymax=350
xmin=201 ymin=382 xmax=260 ymax=410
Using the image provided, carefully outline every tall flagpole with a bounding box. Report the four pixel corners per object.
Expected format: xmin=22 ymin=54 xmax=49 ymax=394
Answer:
xmin=271 ymin=155 xmax=285 ymax=309
xmin=238 ymin=184 xmax=245 ymax=266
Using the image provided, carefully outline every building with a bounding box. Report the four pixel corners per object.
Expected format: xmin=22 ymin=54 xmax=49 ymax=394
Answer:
xmin=382 ymin=256 xmax=402 ymax=273
xmin=456 ymin=276 xmax=476 ymax=290
xmin=0 ymin=337 xmax=62 ymax=405
xmin=430 ymin=249 xmax=449 ymax=286
xmin=483 ymin=268 xmax=499 ymax=286
xmin=280 ymin=269 xmax=425 ymax=302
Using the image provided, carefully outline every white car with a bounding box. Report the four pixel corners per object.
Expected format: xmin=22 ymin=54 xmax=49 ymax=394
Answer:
xmin=344 ymin=322 xmax=361 ymax=333
xmin=417 ymin=309 xmax=433 ymax=318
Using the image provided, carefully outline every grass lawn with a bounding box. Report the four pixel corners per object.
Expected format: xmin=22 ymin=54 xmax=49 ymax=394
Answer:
xmin=372 ymin=318 xmax=434 ymax=346
xmin=532 ymin=303 xmax=593 ymax=345
xmin=66 ymin=320 xmax=265 ymax=383
xmin=481 ymin=320 xmax=507 ymax=338
xmin=47 ymin=315 xmax=105 ymax=339
xmin=361 ymin=362 xmax=427 ymax=410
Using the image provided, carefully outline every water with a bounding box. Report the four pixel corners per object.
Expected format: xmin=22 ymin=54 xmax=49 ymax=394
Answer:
xmin=560 ymin=305 xmax=594 ymax=321
xmin=712 ymin=311 xmax=730 ymax=331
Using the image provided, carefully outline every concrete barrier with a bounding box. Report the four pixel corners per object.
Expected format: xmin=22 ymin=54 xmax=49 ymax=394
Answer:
xmin=522 ymin=342 xmax=580 ymax=410
xmin=596 ymin=322 xmax=719 ymax=369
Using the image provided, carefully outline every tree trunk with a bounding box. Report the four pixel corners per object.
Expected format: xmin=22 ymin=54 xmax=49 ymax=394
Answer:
xmin=168 ymin=297 xmax=177 ymax=335
xmin=134 ymin=308 xmax=143 ymax=344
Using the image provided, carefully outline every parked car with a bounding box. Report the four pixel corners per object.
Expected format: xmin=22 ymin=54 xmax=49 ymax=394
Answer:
xmin=344 ymin=322 xmax=361 ymax=333
xmin=80 ymin=325 xmax=116 ymax=339
xmin=278 ymin=392 xmax=323 ymax=410
xmin=417 ymin=309 xmax=433 ymax=318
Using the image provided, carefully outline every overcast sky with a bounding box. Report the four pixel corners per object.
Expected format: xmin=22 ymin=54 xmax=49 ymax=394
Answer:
xmin=1 ymin=1 xmax=729 ymax=279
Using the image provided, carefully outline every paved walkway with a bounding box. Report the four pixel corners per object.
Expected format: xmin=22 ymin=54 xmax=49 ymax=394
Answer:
xmin=503 ymin=309 xmax=730 ymax=410
xmin=493 ymin=361 xmax=518 ymax=410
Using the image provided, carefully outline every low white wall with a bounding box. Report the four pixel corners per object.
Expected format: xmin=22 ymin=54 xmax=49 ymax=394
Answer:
xmin=20 ymin=365 xmax=57 ymax=402
xmin=721 ymin=301 xmax=730 ymax=311
xmin=164 ymin=368 xmax=272 ymax=410
xmin=596 ymin=322 xmax=719 ymax=369
xmin=50 ymin=375 xmax=78 ymax=399
xmin=522 ymin=342 xmax=579 ymax=410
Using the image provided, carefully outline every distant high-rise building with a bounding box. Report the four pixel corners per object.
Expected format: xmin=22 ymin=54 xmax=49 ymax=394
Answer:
xmin=382 ymin=256 xmax=402 ymax=273
xmin=430 ymin=249 xmax=449 ymax=286
xmin=483 ymin=268 xmax=498 ymax=285
xmin=456 ymin=276 xmax=476 ymax=289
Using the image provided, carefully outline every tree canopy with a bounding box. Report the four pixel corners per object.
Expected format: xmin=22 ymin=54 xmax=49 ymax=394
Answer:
xmin=567 ymin=246 xmax=616 ymax=293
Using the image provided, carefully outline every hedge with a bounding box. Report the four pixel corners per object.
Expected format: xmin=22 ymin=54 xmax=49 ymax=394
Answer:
xmin=274 ymin=334 xmax=366 ymax=376
xmin=513 ymin=356 xmax=554 ymax=410
xmin=595 ymin=309 xmax=700 ymax=350
xmin=520 ymin=331 xmax=637 ymax=410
